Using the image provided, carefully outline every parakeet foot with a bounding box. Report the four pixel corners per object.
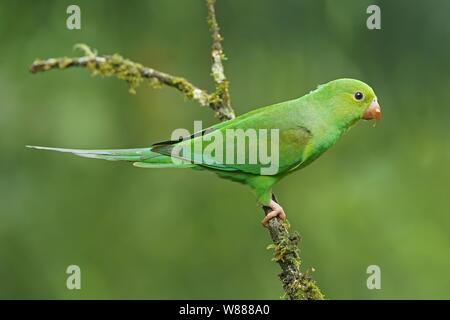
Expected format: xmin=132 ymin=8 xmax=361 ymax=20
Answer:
xmin=261 ymin=200 xmax=286 ymax=226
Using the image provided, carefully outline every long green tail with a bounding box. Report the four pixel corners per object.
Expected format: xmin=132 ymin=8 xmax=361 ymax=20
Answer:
xmin=26 ymin=145 xmax=196 ymax=169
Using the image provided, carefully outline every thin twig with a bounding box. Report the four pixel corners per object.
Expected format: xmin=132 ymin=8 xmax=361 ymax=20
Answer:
xmin=30 ymin=50 xmax=210 ymax=108
xmin=206 ymin=0 xmax=234 ymax=120
xmin=29 ymin=47 xmax=236 ymax=121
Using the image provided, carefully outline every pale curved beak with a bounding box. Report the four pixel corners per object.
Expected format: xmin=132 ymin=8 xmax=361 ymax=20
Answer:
xmin=363 ymin=99 xmax=381 ymax=122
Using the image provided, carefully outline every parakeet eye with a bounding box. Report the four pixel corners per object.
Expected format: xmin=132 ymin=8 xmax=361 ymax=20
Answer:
xmin=354 ymin=92 xmax=364 ymax=101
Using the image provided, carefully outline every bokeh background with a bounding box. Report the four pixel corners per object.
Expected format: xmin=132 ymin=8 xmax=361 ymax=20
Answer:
xmin=1 ymin=0 xmax=449 ymax=299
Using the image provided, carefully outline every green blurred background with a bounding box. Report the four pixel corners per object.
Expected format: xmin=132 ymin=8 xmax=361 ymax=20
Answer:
xmin=1 ymin=0 xmax=449 ymax=299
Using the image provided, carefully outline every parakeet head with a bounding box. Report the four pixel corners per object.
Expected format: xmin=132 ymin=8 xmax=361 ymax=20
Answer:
xmin=319 ymin=78 xmax=381 ymax=128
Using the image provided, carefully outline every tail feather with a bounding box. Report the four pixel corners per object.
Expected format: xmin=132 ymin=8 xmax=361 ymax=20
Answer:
xmin=26 ymin=145 xmax=196 ymax=169
xmin=26 ymin=145 xmax=153 ymax=161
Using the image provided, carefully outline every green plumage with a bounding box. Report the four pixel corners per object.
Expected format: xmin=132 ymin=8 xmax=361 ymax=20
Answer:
xmin=28 ymin=78 xmax=378 ymax=205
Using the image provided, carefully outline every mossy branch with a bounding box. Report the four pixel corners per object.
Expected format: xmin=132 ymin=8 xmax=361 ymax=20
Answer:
xmin=28 ymin=0 xmax=323 ymax=300
xmin=29 ymin=45 xmax=233 ymax=121
xmin=206 ymin=0 xmax=233 ymax=120
xmin=264 ymin=199 xmax=324 ymax=300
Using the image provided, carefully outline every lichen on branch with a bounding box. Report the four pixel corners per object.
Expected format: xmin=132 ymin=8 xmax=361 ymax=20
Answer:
xmin=206 ymin=0 xmax=233 ymax=120
xmin=30 ymin=44 xmax=210 ymax=106
xmin=266 ymin=219 xmax=324 ymax=300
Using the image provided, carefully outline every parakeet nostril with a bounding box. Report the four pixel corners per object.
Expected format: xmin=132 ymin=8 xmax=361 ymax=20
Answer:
xmin=363 ymin=99 xmax=381 ymax=121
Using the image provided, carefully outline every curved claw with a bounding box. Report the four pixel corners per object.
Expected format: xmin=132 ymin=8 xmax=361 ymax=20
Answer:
xmin=261 ymin=200 xmax=287 ymax=226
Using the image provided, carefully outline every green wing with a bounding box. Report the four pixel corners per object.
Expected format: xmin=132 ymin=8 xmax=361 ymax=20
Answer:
xmin=150 ymin=99 xmax=312 ymax=176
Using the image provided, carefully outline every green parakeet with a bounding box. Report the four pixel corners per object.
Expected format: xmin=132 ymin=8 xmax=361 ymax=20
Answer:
xmin=28 ymin=78 xmax=381 ymax=224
